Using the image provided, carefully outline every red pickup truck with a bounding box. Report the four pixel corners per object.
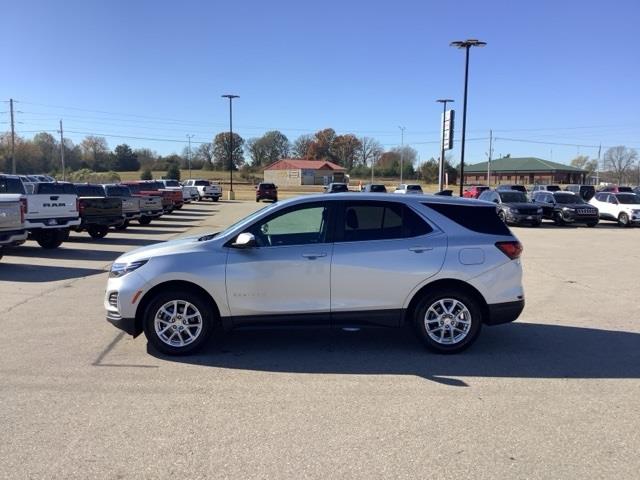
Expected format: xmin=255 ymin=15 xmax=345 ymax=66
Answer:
xmin=122 ymin=181 xmax=183 ymax=213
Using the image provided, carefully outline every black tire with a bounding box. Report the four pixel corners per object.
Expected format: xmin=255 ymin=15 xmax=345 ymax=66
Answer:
xmin=413 ymin=289 xmax=483 ymax=354
xmin=87 ymin=225 xmax=109 ymax=239
xmin=618 ymin=212 xmax=630 ymax=227
xmin=115 ymin=220 xmax=129 ymax=231
xmin=35 ymin=229 xmax=65 ymax=249
xmin=531 ymin=220 xmax=542 ymax=227
xmin=553 ymin=212 xmax=565 ymax=226
xmin=143 ymin=289 xmax=215 ymax=355
xmin=138 ymin=216 xmax=152 ymax=226
xmin=586 ymin=221 xmax=598 ymax=228
xmin=175 ymin=204 xmax=183 ymax=210
xmin=212 ymin=197 xmax=219 ymax=202
xmin=256 ymin=198 xmax=260 ymax=202
xmin=498 ymin=210 xmax=507 ymax=224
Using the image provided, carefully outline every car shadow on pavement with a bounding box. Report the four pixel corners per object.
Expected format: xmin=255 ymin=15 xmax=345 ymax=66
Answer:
xmin=155 ymin=216 xmax=198 ymax=223
xmin=170 ymin=212 xmax=211 ymax=217
xmin=5 ymin=245 xmax=121 ymax=262
xmin=0 ymin=262 xmax=105 ymax=282
xmin=149 ymin=323 xmax=640 ymax=386
xmin=110 ymin=228 xmax=185 ymax=235
xmin=67 ymin=236 xmax=161 ymax=247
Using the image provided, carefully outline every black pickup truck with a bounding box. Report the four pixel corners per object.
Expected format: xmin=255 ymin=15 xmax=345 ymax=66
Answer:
xmin=71 ymin=184 xmax=123 ymax=238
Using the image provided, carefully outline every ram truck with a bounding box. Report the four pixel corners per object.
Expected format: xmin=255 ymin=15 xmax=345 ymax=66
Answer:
xmin=120 ymin=183 xmax=164 ymax=225
xmin=25 ymin=182 xmax=80 ymax=249
xmin=71 ymin=184 xmax=123 ymax=239
xmin=183 ymin=179 xmax=222 ymax=201
xmin=102 ymin=184 xmax=142 ymax=230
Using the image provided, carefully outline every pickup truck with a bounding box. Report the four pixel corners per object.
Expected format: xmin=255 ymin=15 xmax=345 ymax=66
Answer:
xmin=0 ymin=175 xmax=29 ymax=260
xmin=102 ymin=184 xmax=142 ymax=230
xmin=183 ymin=179 xmax=222 ymax=201
xmin=25 ymin=181 xmax=81 ymax=249
xmin=71 ymin=184 xmax=123 ymax=239
xmin=122 ymin=181 xmax=181 ymax=213
xmin=159 ymin=179 xmax=197 ymax=204
xmin=119 ymin=183 xmax=164 ymax=225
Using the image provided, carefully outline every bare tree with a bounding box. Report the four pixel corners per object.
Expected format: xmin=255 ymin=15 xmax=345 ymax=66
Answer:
xmin=358 ymin=137 xmax=383 ymax=168
xmin=604 ymin=146 xmax=638 ymax=184
xmin=292 ymin=134 xmax=314 ymax=158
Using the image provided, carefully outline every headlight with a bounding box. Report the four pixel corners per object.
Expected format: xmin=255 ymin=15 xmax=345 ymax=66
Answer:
xmin=110 ymin=259 xmax=148 ymax=278
xmin=537 ymin=208 xmax=543 ymax=214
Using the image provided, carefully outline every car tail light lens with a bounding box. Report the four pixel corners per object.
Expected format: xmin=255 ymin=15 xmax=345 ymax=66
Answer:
xmin=77 ymin=198 xmax=83 ymax=215
xmin=20 ymin=197 xmax=27 ymax=222
xmin=495 ymin=241 xmax=523 ymax=260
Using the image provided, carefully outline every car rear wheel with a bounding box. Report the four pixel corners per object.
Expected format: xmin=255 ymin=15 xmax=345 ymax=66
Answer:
xmin=498 ymin=211 xmax=507 ymax=223
xmin=143 ymin=290 xmax=214 ymax=355
xmin=414 ymin=290 xmax=482 ymax=354
xmin=34 ymin=229 xmax=66 ymax=249
xmin=618 ymin=213 xmax=630 ymax=227
xmin=553 ymin=212 xmax=565 ymax=226
xmin=138 ymin=216 xmax=152 ymax=225
xmin=87 ymin=225 xmax=108 ymax=239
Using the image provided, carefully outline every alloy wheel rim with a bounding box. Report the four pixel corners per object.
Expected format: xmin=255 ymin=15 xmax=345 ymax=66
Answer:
xmin=154 ymin=300 xmax=203 ymax=347
xmin=424 ymin=298 xmax=472 ymax=345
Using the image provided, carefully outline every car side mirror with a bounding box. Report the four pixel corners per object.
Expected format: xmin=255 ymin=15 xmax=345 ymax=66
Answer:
xmin=493 ymin=199 xmax=499 ymax=204
xmin=231 ymin=232 xmax=256 ymax=249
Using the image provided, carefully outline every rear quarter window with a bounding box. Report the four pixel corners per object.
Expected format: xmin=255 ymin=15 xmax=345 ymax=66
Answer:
xmin=423 ymin=202 xmax=511 ymax=235
xmin=0 ymin=177 xmax=26 ymax=194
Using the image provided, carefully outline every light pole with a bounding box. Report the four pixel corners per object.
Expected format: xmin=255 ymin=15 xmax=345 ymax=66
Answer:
xmin=398 ymin=126 xmax=406 ymax=184
xmin=186 ymin=134 xmax=194 ymax=180
xmin=221 ymin=94 xmax=239 ymax=200
xmin=436 ymin=99 xmax=454 ymax=191
xmin=450 ymin=39 xmax=486 ymax=196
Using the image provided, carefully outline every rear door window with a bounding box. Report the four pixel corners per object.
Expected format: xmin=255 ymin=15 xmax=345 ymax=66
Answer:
xmin=0 ymin=177 xmax=26 ymax=194
xmin=36 ymin=183 xmax=77 ymax=195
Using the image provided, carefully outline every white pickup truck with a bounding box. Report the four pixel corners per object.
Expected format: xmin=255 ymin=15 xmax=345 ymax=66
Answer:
xmin=26 ymin=182 xmax=81 ymax=248
xmin=183 ymin=179 xmax=222 ymax=201
xmin=0 ymin=175 xmax=29 ymax=260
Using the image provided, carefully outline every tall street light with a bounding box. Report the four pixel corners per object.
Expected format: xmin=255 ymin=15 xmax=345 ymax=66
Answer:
xmin=186 ymin=134 xmax=194 ymax=180
xmin=398 ymin=126 xmax=406 ymax=184
xmin=436 ymin=99 xmax=454 ymax=191
xmin=221 ymin=94 xmax=239 ymax=200
xmin=450 ymin=39 xmax=486 ymax=196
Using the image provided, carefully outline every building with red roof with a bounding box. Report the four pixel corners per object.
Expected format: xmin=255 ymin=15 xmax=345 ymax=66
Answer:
xmin=263 ymin=158 xmax=347 ymax=186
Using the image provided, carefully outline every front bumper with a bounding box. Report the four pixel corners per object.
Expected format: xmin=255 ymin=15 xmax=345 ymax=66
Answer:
xmin=562 ymin=212 xmax=599 ymax=224
xmin=106 ymin=311 xmax=141 ymax=337
xmin=506 ymin=212 xmax=542 ymax=224
xmin=486 ymin=299 xmax=525 ymax=325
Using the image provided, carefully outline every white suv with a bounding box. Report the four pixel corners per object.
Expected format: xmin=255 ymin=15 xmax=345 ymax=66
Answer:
xmin=183 ymin=179 xmax=222 ymax=201
xmin=394 ymin=184 xmax=424 ymax=194
xmin=590 ymin=192 xmax=640 ymax=227
xmin=105 ymin=194 xmax=525 ymax=355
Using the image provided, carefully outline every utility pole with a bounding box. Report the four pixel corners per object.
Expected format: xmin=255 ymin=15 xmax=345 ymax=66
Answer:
xmin=186 ymin=134 xmax=194 ymax=180
xmin=436 ymin=99 xmax=454 ymax=191
xmin=10 ymin=98 xmax=16 ymax=174
xmin=58 ymin=120 xmax=65 ymax=180
xmin=398 ymin=126 xmax=406 ymax=185
xmin=596 ymin=144 xmax=601 ymax=186
xmin=487 ymin=129 xmax=493 ymax=186
xmin=221 ymin=94 xmax=239 ymax=200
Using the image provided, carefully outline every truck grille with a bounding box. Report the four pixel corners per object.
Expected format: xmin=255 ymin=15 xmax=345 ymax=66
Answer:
xmin=108 ymin=292 xmax=118 ymax=308
xmin=518 ymin=208 xmax=538 ymax=215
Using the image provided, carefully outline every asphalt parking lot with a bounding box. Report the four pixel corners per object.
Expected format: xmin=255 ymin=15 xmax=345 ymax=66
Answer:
xmin=1 ymin=201 xmax=639 ymax=479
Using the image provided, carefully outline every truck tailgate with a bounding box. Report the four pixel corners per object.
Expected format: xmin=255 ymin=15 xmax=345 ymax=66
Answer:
xmin=80 ymin=197 xmax=123 ymax=218
xmin=0 ymin=200 xmax=22 ymax=230
xmin=27 ymin=194 xmax=78 ymax=220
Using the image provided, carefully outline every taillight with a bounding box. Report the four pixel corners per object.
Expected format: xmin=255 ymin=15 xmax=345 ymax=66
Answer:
xmin=77 ymin=198 xmax=84 ymax=215
xmin=495 ymin=241 xmax=523 ymax=260
xmin=20 ymin=197 xmax=27 ymax=222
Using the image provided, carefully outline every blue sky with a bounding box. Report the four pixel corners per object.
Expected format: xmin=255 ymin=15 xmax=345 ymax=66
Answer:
xmin=3 ymin=0 xmax=640 ymax=167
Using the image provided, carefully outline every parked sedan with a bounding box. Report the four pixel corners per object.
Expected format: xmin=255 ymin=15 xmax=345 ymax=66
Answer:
xmin=589 ymin=192 xmax=640 ymax=227
xmin=361 ymin=183 xmax=387 ymax=193
xmin=324 ymin=183 xmax=349 ymax=193
xmin=478 ymin=189 xmax=542 ymax=226
xmin=532 ymin=191 xmax=599 ymax=227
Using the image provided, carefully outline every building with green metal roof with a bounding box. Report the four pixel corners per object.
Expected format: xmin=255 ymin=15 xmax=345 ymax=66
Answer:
xmin=463 ymin=157 xmax=587 ymax=186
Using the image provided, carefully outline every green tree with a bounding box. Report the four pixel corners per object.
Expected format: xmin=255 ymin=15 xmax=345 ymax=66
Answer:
xmin=419 ymin=158 xmax=439 ymax=183
xmin=213 ymin=132 xmax=245 ymax=170
xmin=166 ymin=163 xmax=181 ymax=180
xmin=113 ymin=144 xmax=140 ymax=171
xmin=140 ymin=167 xmax=153 ymax=180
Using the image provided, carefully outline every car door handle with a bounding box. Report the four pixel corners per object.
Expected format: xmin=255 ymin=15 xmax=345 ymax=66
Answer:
xmin=408 ymin=246 xmax=433 ymax=253
xmin=302 ymin=252 xmax=327 ymax=259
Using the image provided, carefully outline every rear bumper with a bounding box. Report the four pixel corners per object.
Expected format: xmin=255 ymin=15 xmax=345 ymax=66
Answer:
xmin=26 ymin=217 xmax=81 ymax=229
xmin=141 ymin=210 xmax=163 ymax=218
xmin=80 ymin=216 xmax=123 ymax=228
xmin=124 ymin=211 xmax=142 ymax=220
xmin=0 ymin=229 xmax=28 ymax=245
xmin=106 ymin=312 xmax=142 ymax=337
xmin=485 ymin=299 xmax=525 ymax=325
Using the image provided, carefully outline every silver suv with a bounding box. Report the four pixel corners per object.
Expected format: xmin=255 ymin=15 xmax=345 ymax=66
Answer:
xmin=105 ymin=194 xmax=525 ymax=355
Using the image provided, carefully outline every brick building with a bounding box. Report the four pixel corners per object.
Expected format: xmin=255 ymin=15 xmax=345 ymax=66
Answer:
xmin=463 ymin=157 xmax=587 ymax=185
xmin=263 ymin=159 xmax=347 ymax=186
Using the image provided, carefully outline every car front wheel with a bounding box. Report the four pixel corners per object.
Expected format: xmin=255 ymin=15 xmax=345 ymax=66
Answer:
xmin=414 ymin=291 xmax=482 ymax=354
xmin=87 ymin=225 xmax=108 ymax=239
xmin=143 ymin=290 xmax=214 ymax=355
xmin=618 ymin=212 xmax=630 ymax=227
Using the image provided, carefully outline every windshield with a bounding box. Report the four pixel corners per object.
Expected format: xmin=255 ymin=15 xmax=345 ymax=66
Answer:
xmin=164 ymin=180 xmax=180 ymax=187
xmin=220 ymin=203 xmax=277 ymax=237
xmin=407 ymin=185 xmax=423 ymax=191
xmin=616 ymin=194 xmax=640 ymax=204
xmin=105 ymin=186 xmax=132 ymax=197
xmin=194 ymin=180 xmax=210 ymax=186
xmin=259 ymin=183 xmax=276 ymax=189
xmin=547 ymin=185 xmax=560 ymax=192
xmin=76 ymin=185 xmax=105 ymax=197
xmin=499 ymin=191 xmax=528 ymax=203
xmin=332 ymin=184 xmax=348 ymax=191
xmin=36 ymin=183 xmax=77 ymax=195
xmin=554 ymin=193 xmax=585 ymax=204
xmin=369 ymin=184 xmax=386 ymax=192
